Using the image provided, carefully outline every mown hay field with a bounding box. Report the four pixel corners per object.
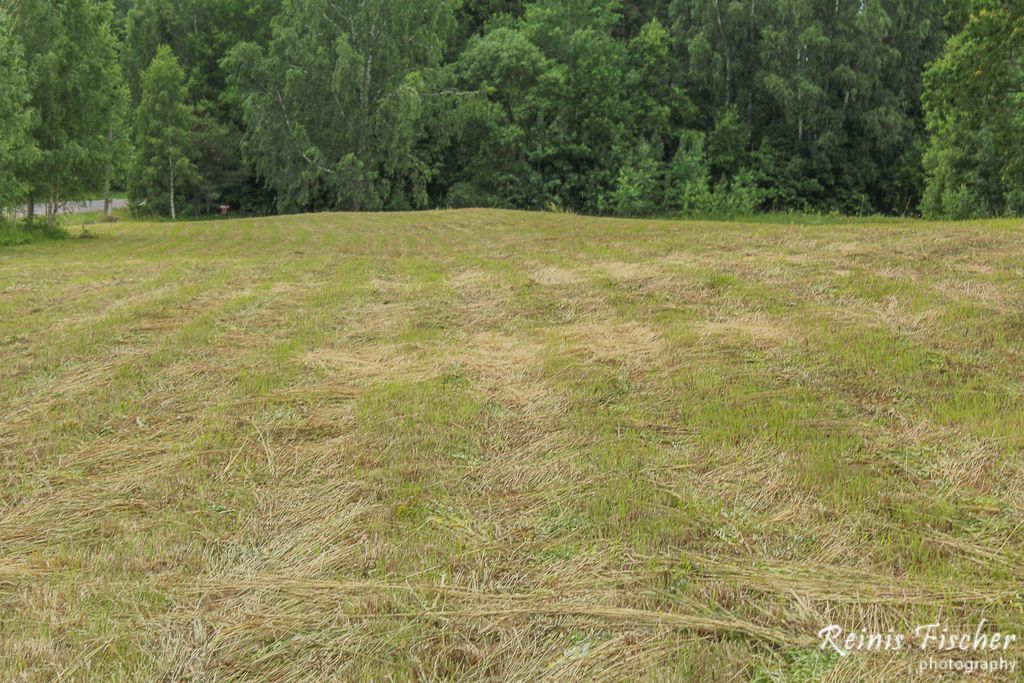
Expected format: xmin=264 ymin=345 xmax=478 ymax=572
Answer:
xmin=1 ymin=210 xmax=1023 ymax=681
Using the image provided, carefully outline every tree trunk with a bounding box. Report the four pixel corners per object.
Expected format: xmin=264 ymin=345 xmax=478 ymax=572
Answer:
xmin=26 ymin=194 xmax=34 ymax=227
xmin=170 ymin=164 xmax=176 ymax=220
xmin=47 ymin=190 xmax=58 ymax=228
xmin=104 ymin=128 xmax=113 ymax=220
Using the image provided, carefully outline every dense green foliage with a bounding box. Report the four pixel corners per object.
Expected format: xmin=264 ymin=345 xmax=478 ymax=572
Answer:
xmin=10 ymin=0 xmax=126 ymax=225
xmin=129 ymin=46 xmax=198 ymax=218
xmin=0 ymin=219 xmax=67 ymax=247
xmin=445 ymin=0 xmax=947 ymax=215
xmin=2 ymin=0 xmax=1021 ymax=220
xmin=224 ymin=0 xmax=456 ymax=213
xmin=0 ymin=8 xmax=36 ymax=215
xmin=921 ymin=0 xmax=1024 ymax=218
xmin=123 ymin=0 xmax=280 ymax=213
xmin=671 ymin=0 xmax=948 ymax=215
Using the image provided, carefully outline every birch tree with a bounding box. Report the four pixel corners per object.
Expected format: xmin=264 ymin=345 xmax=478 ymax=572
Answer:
xmin=0 ymin=7 xmax=36 ymax=217
xmin=14 ymin=0 xmax=124 ymax=225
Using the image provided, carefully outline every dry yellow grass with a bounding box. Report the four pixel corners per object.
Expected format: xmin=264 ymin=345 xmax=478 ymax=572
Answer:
xmin=1 ymin=209 xmax=1023 ymax=681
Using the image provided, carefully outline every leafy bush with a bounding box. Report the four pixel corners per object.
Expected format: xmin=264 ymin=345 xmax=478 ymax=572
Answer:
xmin=610 ymin=143 xmax=662 ymax=216
xmin=922 ymin=2 xmax=1023 ymax=219
xmin=708 ymin=170 xmax=767 ymax=215
xmin=1005 ymin=187 xmax=1024 ymax=216
xmin=0 ymin=220 xmax=68 ymax=247
xmin=941 ymin=184 xmax=989 ymax=221
xmin=446 ymin=181 xmax=497 ymax=209
xmin=664 ymin=131 xmax=712 ymax=213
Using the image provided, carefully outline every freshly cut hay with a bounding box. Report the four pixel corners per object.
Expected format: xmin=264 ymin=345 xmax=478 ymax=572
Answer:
xmin=556 ymin=320 xmax=662 ymax=368
xmin=869 ymin=295 xmax=941 ymax=336
xmin=0 ymin=559 xmax=42 ymax=588
xmin=593 ymin=261 xmax=663 ymax=282
xmin=821 ymin=655 xmax=931 ymax=683
xmin=675 ymin=441 xmax=825 ymax=523
xmin=455 ymin=331 xmax=559 ymax=412
xmin=229 ymin=480 xmax=380 ymax=577
xmin=654 ymin=551 xmax=1017 ymax=607
xmin=871 ymin=416 xmax=1022 ymax=504
xmin=698 ymin=313 xmax=794 ymax=348
xmin=459 ymin=332 xmax=541 ymax=376
xmin=303 ymin=332 xmax=558 ymax=410
xmin=7 ymin=212 xmax=1024 ymax=681
xmin=346 ymin=298 xmax=416 ymax=343
xmin=3 ymin=354 xmax=136 ymax=427
xmin=0 ymin=281 xmax=37 ymax=294
xmin=450 ymin=268 xmax=501 ymax=290
xmin=451 ymin=269 xmax=517 ymax=328
xmin=465 ymin=450 xmax=583 ymax=519
xmin=930 ymin=441 xmax=1004 ymax=497
xmin=301 ymin=344 xmax=432 ymax=385
xmin=953 ymin=261 xmax=997 ymax=276
xmin=530 ymin=265 xmax=587 ymax=286
xmin=658 ymin=252 xmax=714 ymax=269
xmin=189 ymin=574 xmax=813 ymax=647
xmin=936 ymin=277 xmax=1014 ymax=311
xmin=930 ymin=530 xmax=1024 ymax=578
xmin=874 ymin=265 xmax=923 ymax=282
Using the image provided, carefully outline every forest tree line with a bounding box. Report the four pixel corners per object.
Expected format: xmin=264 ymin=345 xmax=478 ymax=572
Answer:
xmin=0 ymin=0 xmax=1021 ymax=222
